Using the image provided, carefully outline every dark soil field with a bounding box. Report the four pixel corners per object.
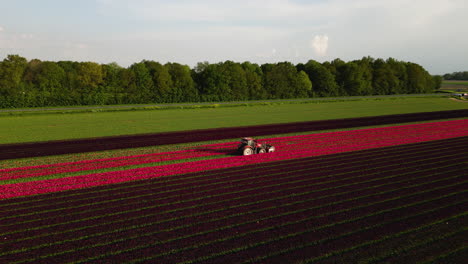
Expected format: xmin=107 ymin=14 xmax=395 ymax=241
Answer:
xmin=1 ymin=136 xmax=466 ymax=263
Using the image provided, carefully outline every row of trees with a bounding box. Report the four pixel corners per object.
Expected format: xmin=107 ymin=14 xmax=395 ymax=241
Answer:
xmin=443 ymin=71 xmax=468 ymax=80
xmin=0 ymin=55 xmax=440 ymax=108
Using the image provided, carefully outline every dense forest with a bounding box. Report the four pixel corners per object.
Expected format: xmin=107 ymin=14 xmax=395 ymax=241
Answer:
xmin=443 ymin=71 xmax=468 ymax=80
xmin=0 ymin=55 xmax=440 ymax=108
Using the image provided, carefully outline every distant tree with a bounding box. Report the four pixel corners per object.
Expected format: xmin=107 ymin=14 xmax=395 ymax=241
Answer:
xmin=166 ymin=62 xmax=198 ymax=102
xmin=353 ymin=57 xmax=374 ymax=95
xmin=372 ymin=59 xmax=399 ymax=95
xmin=302 ymin=60 xmax=338 ymax=97
xmin=193 ymin=62 xmax=225 ymax=101
xmin=35 ymin=62 xmax=66 ymax=93
xmin=101 ymin=62 xmax=124 ymax=104
xmin=443 ymin=71 xmax=468 ymax=80
xmin=219 ymin=61 xmax=248 ymax=101
xmin=324 ymin=58 xmax=347 ymax=96
xmin=263 ymin=62 xmax=311 ymax=99
xmin=295 ymin=71 xmax=313 ymax=97
xmin=57 ymin=61 xmax=78 ymax=91
xmin=263 ymin=62 xmax=293 ymax=99
xmin=144 ymin=61 xmax=173 ymax=103
xmin=406 ymin=63 xmax=434 ymax=93
xmin=432 ymin=75 xmax=443 ymax=90
xmin=76 ymin=62 xmax=103 ymax=92
xmin=338 ymin=62 xmax=368 ymax=96
xmin=23 ymin=59 xmax=42 ymax=86
xmin=119 ymin=68 xmax=138 ymax=103
xmin=0 ymin=55 xmax=28 ymax=97
xmin=74 ymin=62 xmax=104 ymax=104
xmin=193 ymin=61 xmax=249 ymax=101
xmin=129 ymin=62 xmax=153 ymax=103
xmin=0 ymin=54 xmax=443 ymax=108
xmin=386 ymin=58 xmax=408 ymax=94
xmin=242 ymin=62 xmax=266 ymax=100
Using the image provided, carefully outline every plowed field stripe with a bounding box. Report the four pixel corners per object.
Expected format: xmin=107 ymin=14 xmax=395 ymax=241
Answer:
xmin=2 ymin=168 xmax=462 ymax=254
xmin=1 ymin=145 xmax=462 ymax=224
xmin=1 ymin=153 xmax=463 ymax=235
xmin=15 ymin=178 xmax=465 ymax=262
xmin=101 ymin=196 xmax=467 ymax=263
xmin=1 ymin=136 xmax=465 ymax=209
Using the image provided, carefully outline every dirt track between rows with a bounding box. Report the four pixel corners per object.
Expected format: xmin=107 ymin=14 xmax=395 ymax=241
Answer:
xmin=1 ymin=109 xmax=467 ymax=160
xmin=1 ymin=137 xmax=466 ymax=263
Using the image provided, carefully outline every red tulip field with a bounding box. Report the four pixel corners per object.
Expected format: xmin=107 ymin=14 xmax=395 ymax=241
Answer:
xmin=0 ymin=119 xmax=466 ymax=263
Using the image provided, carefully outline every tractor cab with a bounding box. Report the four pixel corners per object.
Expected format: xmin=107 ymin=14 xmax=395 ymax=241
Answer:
xmin=240 ymin=137 xmax=256 ymax=147
xmin=238 ymin=137 xmax=275 ymax=156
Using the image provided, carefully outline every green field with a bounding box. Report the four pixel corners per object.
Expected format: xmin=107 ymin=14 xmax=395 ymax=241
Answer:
xmin=442 ymin=80 xmax=468 ymax=85
xmin=1 ymin=97 xmax=467 ymax=144
xmin=440 ymin=80 xmax=468 ymax=92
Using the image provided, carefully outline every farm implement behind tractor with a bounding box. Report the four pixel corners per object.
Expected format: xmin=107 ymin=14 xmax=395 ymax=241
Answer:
xmin=237 ymin=137 xmax=275 ymax=156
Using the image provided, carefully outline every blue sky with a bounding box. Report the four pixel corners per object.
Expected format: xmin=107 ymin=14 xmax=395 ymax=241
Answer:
xmin=1 ymin=0 xmax=467 ymax=74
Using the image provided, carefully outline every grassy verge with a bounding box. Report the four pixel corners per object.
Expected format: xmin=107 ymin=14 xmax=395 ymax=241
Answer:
xmin=0 ymin=94 xmax=448 ymax=116
xmin=0 ymin=117 xmax=465 ymax=170
xmin=0 ymin=97 xmax=466 ymax=145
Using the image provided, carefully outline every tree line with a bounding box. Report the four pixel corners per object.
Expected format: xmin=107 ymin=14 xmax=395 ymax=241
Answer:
xmin=0 ymin=54 xmax=440 ymax=108
xmin=443 ymin=71 xmax=468 ymax=81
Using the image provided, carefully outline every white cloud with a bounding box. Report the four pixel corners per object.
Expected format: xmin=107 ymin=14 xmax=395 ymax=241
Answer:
xmin=311 ymin=35 xmax=329 ymax=57
xmin=1 ymin=0 xmax=465 ymax=73
xmin=20 ymin=34 xmax=34 ymax=40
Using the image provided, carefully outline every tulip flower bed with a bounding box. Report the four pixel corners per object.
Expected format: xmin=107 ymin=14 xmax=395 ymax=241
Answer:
xmin=0 ymin=119 xmax=467 ymax=198
xmin=0 ymin=136 xmax=466 ymax=263
xmin=2 ymin=109 xmax=467 ymax=161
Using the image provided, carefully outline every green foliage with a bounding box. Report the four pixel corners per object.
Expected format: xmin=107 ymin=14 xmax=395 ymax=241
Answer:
xmin=432 ymin=75 xmax=442 ymax=90
xmin=406 ymin=63 xmax=434 ymax=94
xmin=302 ymin=60 xmax=339 ymax=97
xmin=0 ymin=55 xmax=28 ymax=97
xmin=373 ymin=59 xmax=397 ymax=95
xmin=262 ymin=62 xmax=312 ymax=99
xmin=0 ymin=54 xmax=440 ymax=108
xmin=166 ymin=62 xmax=198 ymax=102
xmin=443 ymin=71 xmax=468 ymax=80
xmin=242 ymin=62 xmax=266 ymax=100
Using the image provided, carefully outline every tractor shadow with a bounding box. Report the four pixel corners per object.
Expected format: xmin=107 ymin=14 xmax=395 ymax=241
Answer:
xmin=192 ymin=147 xmax=239 ymax=156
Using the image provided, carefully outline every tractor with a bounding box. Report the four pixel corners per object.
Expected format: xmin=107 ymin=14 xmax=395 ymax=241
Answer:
xmin=238 ymin=137 xmax=275 ymax=156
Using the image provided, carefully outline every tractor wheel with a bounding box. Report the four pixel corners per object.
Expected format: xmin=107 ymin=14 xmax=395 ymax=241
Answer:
xmin=243 ymin=147 xmax=253 ymax=156
xmin=258 ymin=148 xmax=266 ymax=154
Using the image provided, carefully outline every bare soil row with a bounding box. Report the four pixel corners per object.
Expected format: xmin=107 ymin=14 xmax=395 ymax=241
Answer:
xmin=0 ymin=137 xmax=466 ymax=263
xmin=1 ymin=109 xmax=466 ymax=160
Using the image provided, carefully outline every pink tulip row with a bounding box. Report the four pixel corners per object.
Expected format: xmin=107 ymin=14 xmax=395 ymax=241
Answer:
xmin=0 ymin=145 xmax=232 ymax=180
xmin=1 ymin=119 xmax=466 ymax=181
xmin=1 ymin=119 xmax=466 ymax=199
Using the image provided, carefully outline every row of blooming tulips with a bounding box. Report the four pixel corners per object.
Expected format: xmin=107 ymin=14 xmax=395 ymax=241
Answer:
xmin=0 ymin=119 xmax=466 ymax=198
xmin=0 ymin=137 xmax=465 ymax=263
xmin=1 ymin=119 xmax=467 ymax=182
